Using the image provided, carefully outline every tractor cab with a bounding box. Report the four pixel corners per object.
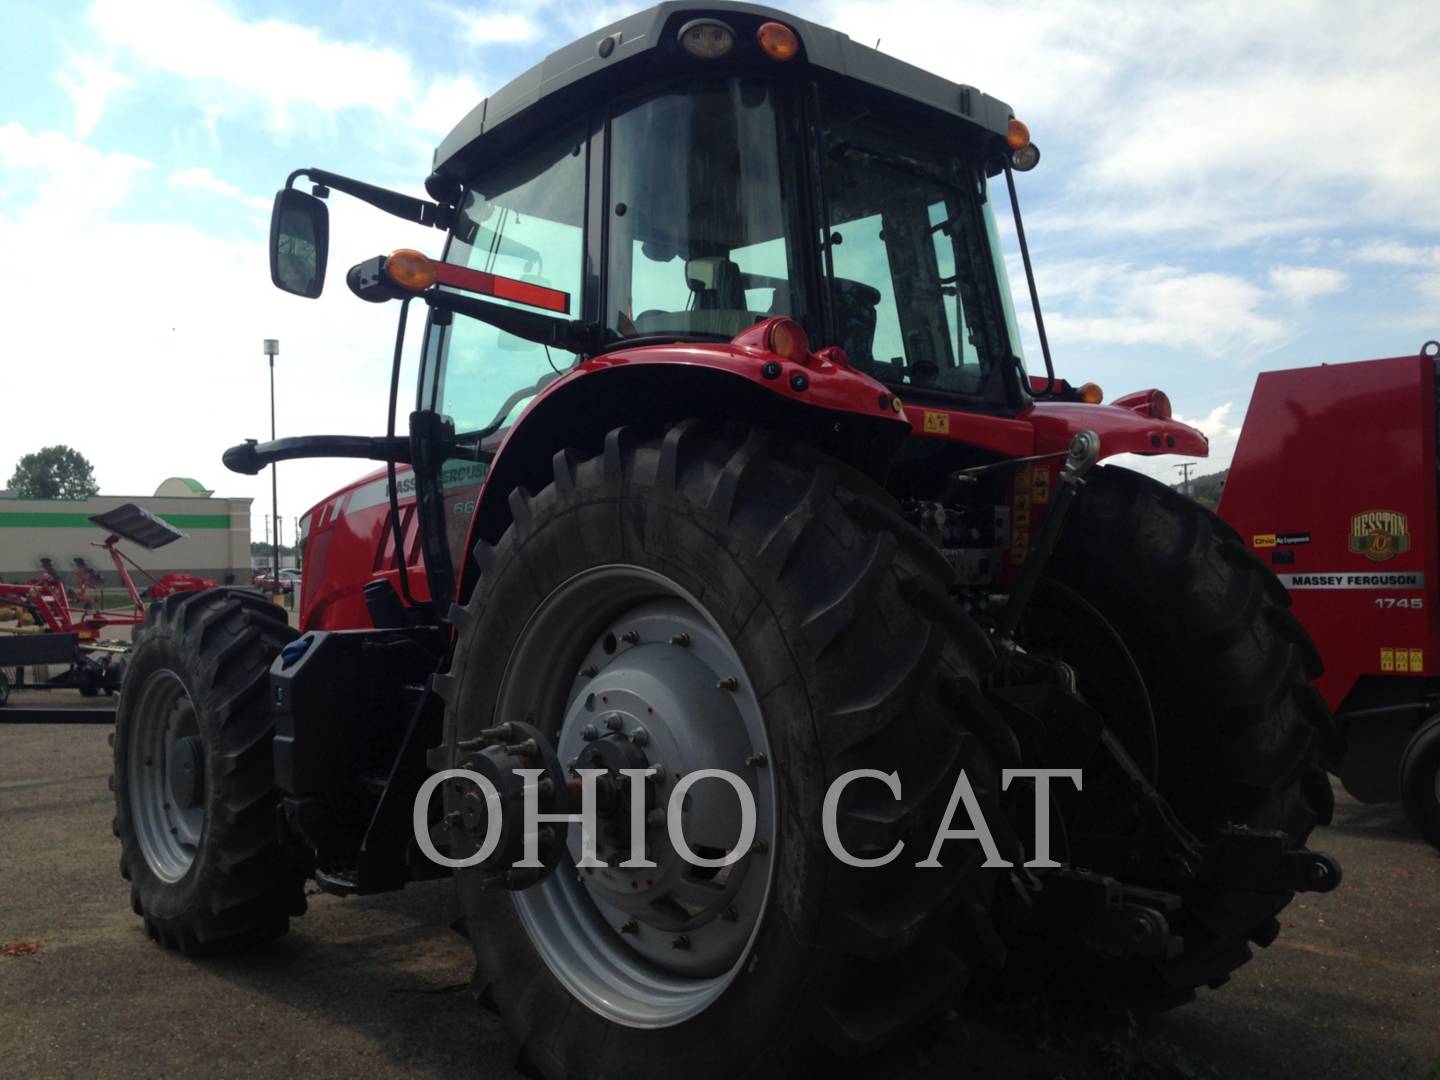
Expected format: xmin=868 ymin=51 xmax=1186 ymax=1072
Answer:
xmin=246 ymin=2 xmax=1054 ymax=617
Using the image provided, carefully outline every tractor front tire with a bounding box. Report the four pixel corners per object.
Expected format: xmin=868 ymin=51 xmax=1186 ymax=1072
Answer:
xmin=111 ymin=588 xmax=307 ymax=954
xmin=1043 ymin=465 xmax=1338 ymax=1004
xmin=1399 ymin=715 xmax=1440 ymax=851
xmin=440 ymin=422 xmax=1018 ymax=1080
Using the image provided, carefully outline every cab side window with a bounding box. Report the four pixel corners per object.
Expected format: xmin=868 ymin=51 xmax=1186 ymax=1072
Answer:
xmin=436 ymin=127 xmax=587 ymax=434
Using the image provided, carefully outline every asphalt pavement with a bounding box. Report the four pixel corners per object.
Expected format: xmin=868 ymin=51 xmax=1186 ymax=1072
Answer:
xmin=2 ymin=708 xmax=1437 ymax=1079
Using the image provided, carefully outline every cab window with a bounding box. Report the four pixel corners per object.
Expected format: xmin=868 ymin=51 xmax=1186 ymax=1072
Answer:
xmin=436 ymin=127 xmax=587 ymax=434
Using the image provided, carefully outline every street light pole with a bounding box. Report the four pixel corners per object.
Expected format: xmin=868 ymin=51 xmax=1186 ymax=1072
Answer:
xmin=263 ymin=338 xmax=280 ymax=594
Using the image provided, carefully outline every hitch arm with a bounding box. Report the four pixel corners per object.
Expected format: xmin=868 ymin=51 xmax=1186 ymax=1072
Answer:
xmin=222 ymin=435 xmax=415 ymax=475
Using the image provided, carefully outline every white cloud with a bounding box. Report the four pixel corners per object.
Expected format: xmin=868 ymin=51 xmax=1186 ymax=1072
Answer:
xmin=1356 ymin=240 xmax=1440 ymax=267
xmin=435 ymin=5 xmax=542 ymax=45
xmin=0 ymin=122 xmax=152 ymax=216
xmin=88 ymin=0 xmax=484 ymax=137
xmin=168 ymin=166 xmax=269 ymax=210
xmin=57 ymin=56 xmax=131 ymax=138
xmin=1028 ymin=260 xmax=1289 ymax=356
xmin=410 ymin=75 xmax=487 ymax=140
xmin=821 ymin=1 xmax=1440 ymax=242
xmin=1268 ymin=265 xmax=1348 ymax=304
xmin=0 ymin=125 xmax=440 ymax=519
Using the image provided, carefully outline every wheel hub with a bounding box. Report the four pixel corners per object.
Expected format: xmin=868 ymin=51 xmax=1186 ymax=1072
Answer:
xmin=167 ymin=734 xmax=205 ymax=810
xmin=496 ymin=565 xmax=776 ymax=1027
xmin=128 ymin=671 xmax=205 ymax=883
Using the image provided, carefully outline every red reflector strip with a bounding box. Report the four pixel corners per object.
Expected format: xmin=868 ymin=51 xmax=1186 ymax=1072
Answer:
xmin=432 ymin=262 xmax=571 ymax=314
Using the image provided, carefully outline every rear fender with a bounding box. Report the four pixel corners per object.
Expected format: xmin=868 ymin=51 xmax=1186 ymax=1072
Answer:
xmin=455 ymin=360 xmax=911 ymax=605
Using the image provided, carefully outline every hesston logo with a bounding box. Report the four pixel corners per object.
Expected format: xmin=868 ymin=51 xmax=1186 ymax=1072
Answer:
xmin=1349 ymin=510 xmax=1410 ymax=563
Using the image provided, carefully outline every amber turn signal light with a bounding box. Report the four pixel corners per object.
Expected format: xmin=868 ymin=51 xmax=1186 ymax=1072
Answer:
xmin=768 ymin=318 xmax=809 ymax=362
xmin=385 ymin=249 xmax=437 ymax=291
xmin=1006 ymin=118 xmax=1031 ymax=151
xmin=1079 ymin=382 xmax=1104 ymax=404
xmin=756 ymin=22 xmax=799 ymax=61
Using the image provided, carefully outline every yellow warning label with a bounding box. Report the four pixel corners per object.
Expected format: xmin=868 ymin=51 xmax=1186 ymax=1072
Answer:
xmin=1253 ymin=534 xmax=1277 ymax=548
xmin=1032 ymin=468 xmax=1051 ymax=505
xmin=1381 ymin=647 xmax=1425 ymax=673
xmin=923 ymin=411 xmax=950 ymax=435
xmin=1012 ymin=465 xmax=1032 ymax=566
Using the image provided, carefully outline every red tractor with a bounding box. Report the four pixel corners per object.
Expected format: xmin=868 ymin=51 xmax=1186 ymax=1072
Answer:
xmin=111 ymin=6 xmax=1339 ymax=1076
xmin=1219 ymin=343 xmax=1440 ymax=850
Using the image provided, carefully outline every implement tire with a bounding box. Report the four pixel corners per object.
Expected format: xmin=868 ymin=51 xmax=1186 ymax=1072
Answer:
xmin=439 ymin=422 xmax=1018 ymax=1079
xmin=1399 ymin=715 xmax=1440 ymax=851
xmin=1042 ymin=465 xmax=1338 ymax=1005
xmin=112 ymin=588 xmax=307 ymax=955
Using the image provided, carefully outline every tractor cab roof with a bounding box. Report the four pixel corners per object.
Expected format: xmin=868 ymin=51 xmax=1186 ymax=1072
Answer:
xmin=428 ymin=1 xmax=1014 ymax=197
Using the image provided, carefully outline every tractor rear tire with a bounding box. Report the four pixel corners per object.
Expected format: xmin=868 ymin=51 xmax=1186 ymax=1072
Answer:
xmin=111 ymin=588 xmax=308 ymax=955
xmin=440 ymin=422 xmax=1018 ymax=1080
xmin=1399 ymin=715 xmax=1440 ymax=851
xmin=1043 ymin=465 xmax=1338 ymax=1005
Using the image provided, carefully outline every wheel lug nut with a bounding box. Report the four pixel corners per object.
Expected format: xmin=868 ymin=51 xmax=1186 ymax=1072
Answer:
xmin=620 ymin=919 xmax=639 ymax=934
xmin=670 ymin=632 xmax=690 ymax=647
xmin=716 ymin=675 xmax=738 ymax=691
xmin=672 ymin=935 xmax=691 ymax=950
xmin=606 ymin=714 xmax=624 ymax=732
xmin=630 ymin=726 xmax=649 ymax=746
xmin=744 ymin=752 xmax=767 ymax=768
xmin=581 ymin=725 xmax=598 ymax=741
xmin=621 ymin=630 xmax=640 ymax=644
xmin=650 ymin=763 xmax=666 ymax=782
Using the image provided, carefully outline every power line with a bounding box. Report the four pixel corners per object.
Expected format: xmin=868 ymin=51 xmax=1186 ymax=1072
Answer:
xmin=1174 ymin=461 xmax=1195 ymax=498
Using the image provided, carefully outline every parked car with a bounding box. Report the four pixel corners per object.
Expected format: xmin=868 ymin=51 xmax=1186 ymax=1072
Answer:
xmin=252 ymin=570 xmax=294 ymax=594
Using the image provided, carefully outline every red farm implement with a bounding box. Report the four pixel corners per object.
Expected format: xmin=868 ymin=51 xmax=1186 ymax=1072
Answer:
xmin=0 ymin=503 xmax=216 ymax=706
xmin=1219 ymin=342 xmax=1440 ymax=849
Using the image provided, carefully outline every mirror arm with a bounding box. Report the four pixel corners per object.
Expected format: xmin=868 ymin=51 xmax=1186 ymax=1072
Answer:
xmin=222 ymin=435 xmax=414 ymax=476
xmin=424 ymin=290 xmax=598 ymax=354
xmin=223 ymin=433 xmax=492 ymax=476
xmin=286 ymin=168 xmax=452 ymax=229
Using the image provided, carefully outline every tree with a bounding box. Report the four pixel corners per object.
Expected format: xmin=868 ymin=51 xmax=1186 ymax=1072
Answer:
xmin=7 ymin=445 xmax=99 ymax=500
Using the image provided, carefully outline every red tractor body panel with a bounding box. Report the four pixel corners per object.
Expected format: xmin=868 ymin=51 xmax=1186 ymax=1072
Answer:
xmin=297 ymin=336 xmax=1206 ymax=634
xmin=1217 ymin=354 xmax=1438 ymax=711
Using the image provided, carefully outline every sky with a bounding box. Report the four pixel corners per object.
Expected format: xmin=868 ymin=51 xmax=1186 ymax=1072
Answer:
xmin=3 ymin=0 xmax=1438 ymax=541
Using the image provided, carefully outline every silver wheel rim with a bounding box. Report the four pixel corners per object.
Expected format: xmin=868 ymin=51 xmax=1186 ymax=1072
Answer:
xmin=127 ymin=669 xmax=205 ymax=883
xmin=498 ymin=565 xmax=776 ymax=1028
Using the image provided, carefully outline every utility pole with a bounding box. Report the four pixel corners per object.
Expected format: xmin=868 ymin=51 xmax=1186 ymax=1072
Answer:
xmin=263 ymin=339 xmax=280 ymax=592
xmin=1174 ymin=461 xmax=1195 ymax=498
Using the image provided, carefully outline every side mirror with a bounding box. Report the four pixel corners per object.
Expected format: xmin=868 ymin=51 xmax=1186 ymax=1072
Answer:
xmin=269 ymin=188 xmax=329 ymax=298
